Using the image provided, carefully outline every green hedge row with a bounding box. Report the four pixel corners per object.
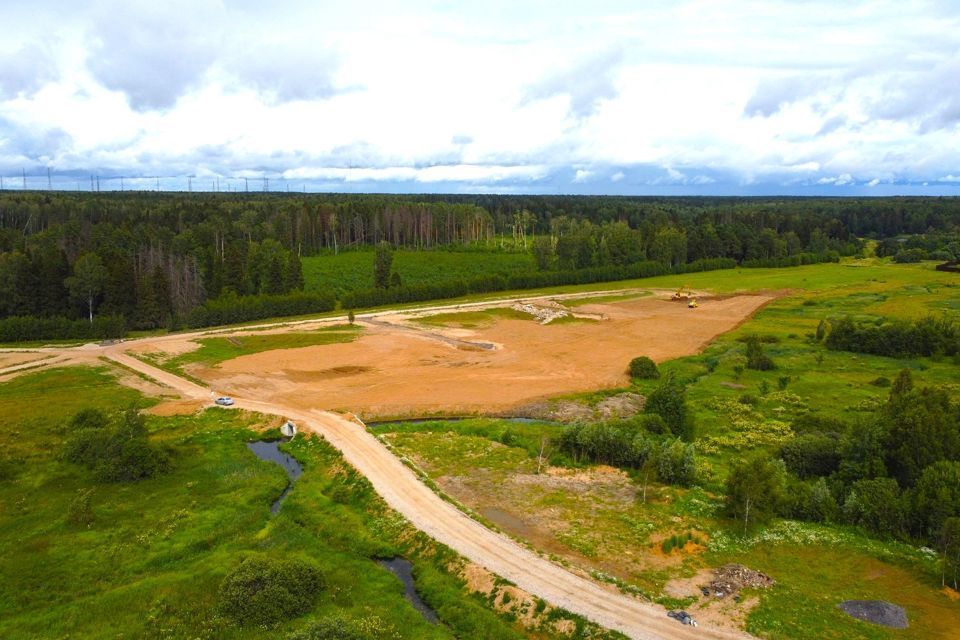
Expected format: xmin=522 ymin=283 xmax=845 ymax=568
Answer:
xmin=0 ymin=314 xmax=126 ymax=343
xmin=186 ymin=291 xmax=336 ymax=328
xmin=341 ymin=258 xmax=737 ymax=310
xmin=741 ymin=252 xmax=840 ymax=268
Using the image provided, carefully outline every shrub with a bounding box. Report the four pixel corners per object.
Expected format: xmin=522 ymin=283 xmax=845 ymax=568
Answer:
xmin=870 ymin=376 xmax=891 ymax=387
xmin=628 ymin=356 xmax=659 ymax=379
xmin=218 ymin=556 xmax=325 ymax=627
xmin=66 ymin=488 xmax=95 ymax=526
xmin=644 ymin=373 xmax=695 ymax=440
xmin=791 ymin=413 xmax=846 ymax=436
xmin=625 ymin=413 xmax=668 ymax=435
xmin=62 ymin=408 xmax=170 ymax=483
xmin=745 ymin=336 xmax=776 ymax=370
xmin=780 ymin=435 xmax=841 ymax=478
xmin=69 ymin=408 xmax=109 ymax=430
xmin=781 ymin=477 xmax=838 ymax=523
xmin=825 ymin=315 xmax=959 ymax=358
xmin=654 ymin=439 xmax=698 ymax=486
xmin=287 ymin=616 xmax=371 ymax=640
xmin=661 ymin=531 xmax=701 ymax=553
xmin=893 ymin=248 xmax=926 ymax=263
xmin=842 ymin=477 xmax=905 ymax=537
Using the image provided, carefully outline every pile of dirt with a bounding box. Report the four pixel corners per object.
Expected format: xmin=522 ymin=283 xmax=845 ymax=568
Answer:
xmin=707 ymin=564 xmax=775 ymax=598
xmin=839 ymin=600 xmax=908 ymax=628
xmin=596 ymin=393 xmax=645 ymax=420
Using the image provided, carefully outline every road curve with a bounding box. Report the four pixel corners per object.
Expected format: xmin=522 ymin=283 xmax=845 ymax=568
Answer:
xmin=103 ymin=349 xmax=750 ymax=640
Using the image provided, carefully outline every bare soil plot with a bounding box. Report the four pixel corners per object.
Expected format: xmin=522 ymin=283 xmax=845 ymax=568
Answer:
xmin=196 ymin=294 xmax=773 ymax=418
xmin=0 ymin=352 xmax=49 ymax=370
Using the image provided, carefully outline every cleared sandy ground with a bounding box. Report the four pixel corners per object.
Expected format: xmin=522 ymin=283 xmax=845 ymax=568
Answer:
xmin=0 ymin=352 xmax=50 ymax=370
xmin=197 ymin=294 xmax=772 ymax=418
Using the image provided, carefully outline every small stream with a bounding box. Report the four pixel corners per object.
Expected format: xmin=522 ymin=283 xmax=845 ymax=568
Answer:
xmin=377 ymin=558 xmax=439 ymax=624
xmin=247 ymin=439 xmax=303 ymax=514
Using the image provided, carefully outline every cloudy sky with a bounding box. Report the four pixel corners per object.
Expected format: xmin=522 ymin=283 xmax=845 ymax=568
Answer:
xmin=1 ymin=0 xmax=959 ymax=195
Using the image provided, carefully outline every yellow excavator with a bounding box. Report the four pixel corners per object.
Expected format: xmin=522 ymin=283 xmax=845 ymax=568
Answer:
xmin=671 ymin=285 xmax=698 ymax=308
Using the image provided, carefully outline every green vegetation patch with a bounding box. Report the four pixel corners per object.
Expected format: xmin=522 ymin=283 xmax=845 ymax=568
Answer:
xmin=0 ymin=367 xmax=533 ymax=640
xmin=168 ymin=325 xmax=361 ymax=369
xmin=414 ymin=307 xmax=531 ymax=329
xmin=304 ymin=250 xmax=535 ymax=298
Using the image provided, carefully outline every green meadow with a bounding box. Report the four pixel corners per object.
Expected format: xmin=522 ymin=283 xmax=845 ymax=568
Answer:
xmin=377 ymin=259 xmax=960 ymax=640
xmin=303 ymin=249 xmax=536 ymax=297
xmin=0 ymin=366 xmax=598 ymax=639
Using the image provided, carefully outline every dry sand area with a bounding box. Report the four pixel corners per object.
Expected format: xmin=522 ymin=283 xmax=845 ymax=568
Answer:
xmin=196 ymin=293 xmax=773 ymax=419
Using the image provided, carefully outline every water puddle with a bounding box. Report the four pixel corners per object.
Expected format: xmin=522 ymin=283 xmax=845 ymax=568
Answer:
xmin=247 ymin=439 xmax=303 ymax=514
xmin=377 ymin=557 xmax=438 ymax=624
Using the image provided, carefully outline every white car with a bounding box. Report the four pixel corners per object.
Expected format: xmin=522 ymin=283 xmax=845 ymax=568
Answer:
xmin=215 ymin=396 xmax=235 ymax=406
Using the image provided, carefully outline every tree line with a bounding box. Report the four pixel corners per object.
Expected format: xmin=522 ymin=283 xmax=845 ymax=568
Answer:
xmin=0 ymin=192 xmax=955 ymax=339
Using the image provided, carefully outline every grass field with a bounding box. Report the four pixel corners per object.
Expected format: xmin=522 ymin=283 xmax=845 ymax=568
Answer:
xmin=303 ymin=249 xmax=535 ymax=296
xmin=1 ymin=366 xmax=603 ymax=639
xmin=413 ymin=307 xmax=532 ymax=329
xmin=170 ymin=325 xmax=362 ymax=368
xmin=376 ymin=259 xmax=960 ymax=639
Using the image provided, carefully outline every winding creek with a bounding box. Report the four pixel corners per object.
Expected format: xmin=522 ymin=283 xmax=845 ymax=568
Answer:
xmin=377 ymin=558 xmax=439 ymax=624
xmin=247 ymin=439 xmax=439 ymax=622
xmin=247 ymin=439 xmax=303 ymax=514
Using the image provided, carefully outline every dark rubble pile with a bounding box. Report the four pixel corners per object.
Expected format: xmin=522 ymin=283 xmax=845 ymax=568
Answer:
xmin=706 ymin=564 xmax=775 ymax=598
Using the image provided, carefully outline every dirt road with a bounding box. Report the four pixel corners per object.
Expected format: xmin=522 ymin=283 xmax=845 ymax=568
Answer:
xmin=101 ymin=348 xmax=749 ymax=640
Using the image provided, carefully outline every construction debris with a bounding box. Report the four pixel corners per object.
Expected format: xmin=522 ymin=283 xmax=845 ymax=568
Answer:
xmin=706 ymin=564 xmax=775 ymax=598
xmin=512 ymin=302 xmax=569 ymax=324
xmin=839 ymin=600 xmax=908 ymax=628
xmin=667 ymin=610 xmax=698 ymax=627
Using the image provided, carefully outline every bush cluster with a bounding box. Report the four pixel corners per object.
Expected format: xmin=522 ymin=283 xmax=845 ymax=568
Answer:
xmin=628 ymin=356 xmax=660 ymax=379
xmin=62 ymin=408 xmax=170 ymax=483
xmin=825 ymin=315 xmax=959 ymax=358
xmin=217 ymin=555 xmax=326 ymax=627
xmin=558 ymin=420 xmax=698 ymax=486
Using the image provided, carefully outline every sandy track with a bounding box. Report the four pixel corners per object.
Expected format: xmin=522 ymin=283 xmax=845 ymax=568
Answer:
xmin=100 ymin=348 xmax=750 ymax=640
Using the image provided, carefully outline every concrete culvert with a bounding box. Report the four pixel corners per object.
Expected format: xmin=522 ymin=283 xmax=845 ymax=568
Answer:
xmin=839 ymin=600 xmax=908 ymax=628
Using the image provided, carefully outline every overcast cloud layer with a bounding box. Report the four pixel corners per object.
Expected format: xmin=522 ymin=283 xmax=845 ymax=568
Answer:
xmin=1 ymin=0 xmax=958 ymax=195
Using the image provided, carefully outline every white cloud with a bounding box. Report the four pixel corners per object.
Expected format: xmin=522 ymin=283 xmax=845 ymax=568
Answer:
xmin=0 ymin=0 xmax=959 ymax=193
xmin=284 ymin=164 xmax=549 ymax=184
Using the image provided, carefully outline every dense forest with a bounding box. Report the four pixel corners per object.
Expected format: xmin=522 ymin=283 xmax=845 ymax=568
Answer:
xmin=1 ymin=192 xmax=958 ymax=339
